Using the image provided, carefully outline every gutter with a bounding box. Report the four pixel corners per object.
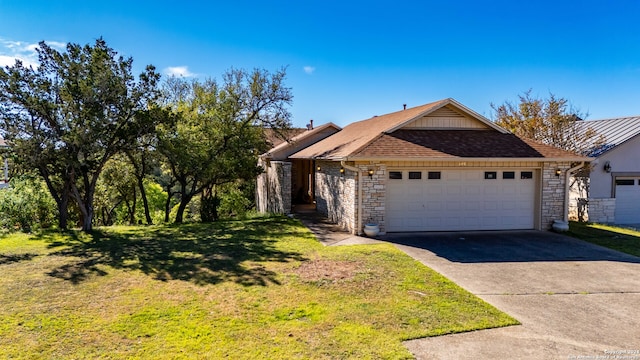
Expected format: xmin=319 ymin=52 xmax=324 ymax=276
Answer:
xmin=341 ymin=160 xmax=363 ymax=235
xmin=564 ymin=162 xmax=586 ymax=223
xmin=348 ymin=156 xmax=591 ymax=162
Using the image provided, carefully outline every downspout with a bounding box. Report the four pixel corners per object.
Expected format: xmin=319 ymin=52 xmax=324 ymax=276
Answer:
xmin=341 ymin=160 xmax=362 ymax=235
xmin=564 ymin=162 xmax=585 ymax=223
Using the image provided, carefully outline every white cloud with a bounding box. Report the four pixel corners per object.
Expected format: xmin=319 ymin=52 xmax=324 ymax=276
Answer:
xmin=164 ymin=66 xmax=196 ymax=77
xmin=0 ymin=38 xmax=66 ymax=68
xmin=303 ymin=66 xmax=316 ymax=74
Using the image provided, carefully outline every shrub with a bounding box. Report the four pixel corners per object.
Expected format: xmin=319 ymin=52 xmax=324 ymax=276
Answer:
xmin=0 ymin=175 xmax=57 ymax=232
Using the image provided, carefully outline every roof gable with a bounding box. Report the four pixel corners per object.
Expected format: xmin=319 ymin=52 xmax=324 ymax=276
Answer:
xmin=262 ymin=123 xmax=341 ymax=160
xmin=385 ymin=98 xmax=505 ymax=133
xmin=399 ymin=105 xmax=491 ymax=130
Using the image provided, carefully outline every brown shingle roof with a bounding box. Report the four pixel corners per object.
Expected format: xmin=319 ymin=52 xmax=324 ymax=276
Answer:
xmin=352 ymin=130 xmax=584 ymax=159
xmin=290 ymin=98 xmax=589 ymax=161
xmin=290 ymin=99 xmax=449 ymax=159
xmin=263 ymin=127 xmax=307 ymax=148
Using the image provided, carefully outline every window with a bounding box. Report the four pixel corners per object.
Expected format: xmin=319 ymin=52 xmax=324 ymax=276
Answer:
xmin=389 ymin=171 xmax=402 ymax=180
xmin=616 ymin=179 xmax=635 ymax=186
xmin=503 ymin=171 xmax=515 ymax=179
xmin=521 ymin=171 xmax=533 ymax=179
xmin=484 ymin=171 xmax=497 ymax=179
xmin=409 ymin=171 xmax=422 ymax=179
xmin=428 ymin=171 xmax=441 ymax=180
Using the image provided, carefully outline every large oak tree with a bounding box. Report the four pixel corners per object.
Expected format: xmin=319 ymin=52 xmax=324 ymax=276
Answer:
xmin=158 ymin=68 xmax=292 ymax=223
xmin=0 ymin=39 xmax=160 ymax=231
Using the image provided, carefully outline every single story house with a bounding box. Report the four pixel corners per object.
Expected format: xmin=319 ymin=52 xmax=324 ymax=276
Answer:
xmin=257 ymin=98 xmax=589 ymax=234
xmin=569 ymin=115 xmax=640 ymax=225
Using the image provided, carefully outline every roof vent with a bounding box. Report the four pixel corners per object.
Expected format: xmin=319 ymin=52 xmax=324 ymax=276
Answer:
xmin=306 ymin=119 xmax=314 ymax=130
xmin=403 ymin=104 xmax=407 ymax=110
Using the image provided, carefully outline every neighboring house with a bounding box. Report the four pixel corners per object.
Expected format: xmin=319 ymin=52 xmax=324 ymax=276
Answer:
xmin=569 ymin=116 xmax=640 ymax=225
xmin=258 ymin=98 xmax=589 ymax=234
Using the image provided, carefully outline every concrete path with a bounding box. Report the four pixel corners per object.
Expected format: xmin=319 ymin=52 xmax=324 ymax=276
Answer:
xmin=293 ymin=212 xmax=383 ymax=246
xmin=385 ymin=231 xmax=640 ymax=360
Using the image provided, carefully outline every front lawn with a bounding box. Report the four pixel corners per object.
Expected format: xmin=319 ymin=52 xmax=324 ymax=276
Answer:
xmin=568 ymin=221 xmax=640 ymax=257
xmin=0 ymin=216 xmax=517 ymax=359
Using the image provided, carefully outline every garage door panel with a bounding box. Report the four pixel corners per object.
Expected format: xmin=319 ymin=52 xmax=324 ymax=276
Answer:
xmin=465 ymin=185 xmax=481 ymax=195
xmin=427 ymin=202 xmax=443 ymax=210
xmin=502 ymin=202 xmax=517 ymax=210
xmin=465 ymin=201 xmax=481 ymax=210
xmin=615 ymin=179 xmax=640 ymax=224
xmin=483 ymin=201 xmax=499 ymax=210
xmin=463 ymin=217 xmax=481 ymax=227
xmin=407 ymin=202 xmax=424 ymax=211
xmin=446 ymin=201 xmax=462 ymax=211
xmin=481 ymin=216 xmax=499 ymax=227
xmin=502 ymin=185 xmax=517 ymax=195
xmin=483 ymin=185 xmax=498 ymax=195
xmin=387 ymin=169 xmax=535 ymax=232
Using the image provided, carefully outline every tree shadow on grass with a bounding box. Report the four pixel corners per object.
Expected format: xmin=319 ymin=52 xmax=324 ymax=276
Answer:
xmin=0 ymin=253 xmax=38 ymax=265
xmin=37 ymin=216 xmax=308 ymax=286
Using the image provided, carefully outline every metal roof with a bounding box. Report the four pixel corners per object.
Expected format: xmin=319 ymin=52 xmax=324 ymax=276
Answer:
xmin=579 ymin=116 xmax=640 ymax=157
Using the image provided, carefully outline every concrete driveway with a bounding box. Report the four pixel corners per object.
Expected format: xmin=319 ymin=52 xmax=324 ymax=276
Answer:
xmin=383 ymin=231 xmax=640 ymax=360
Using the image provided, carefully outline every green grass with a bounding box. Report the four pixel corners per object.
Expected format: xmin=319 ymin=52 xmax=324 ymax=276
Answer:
xmin=567 ymin=221 xmax=640 ymax=257
xmin=0 ymin=216 xmax=517 ymax=359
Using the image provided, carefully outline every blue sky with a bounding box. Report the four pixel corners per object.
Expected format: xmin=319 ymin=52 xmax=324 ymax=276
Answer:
xmin=1 ymin=0 xmax=639 ymax=127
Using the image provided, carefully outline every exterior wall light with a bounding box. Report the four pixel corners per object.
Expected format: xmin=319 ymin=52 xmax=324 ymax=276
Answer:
xmin=555 ymin=169 xmax=561 ymax=177
xmin=339 ymin=167 xmax=345 ymax=175
xmin=603 ymin=161 xmax=612 ymax=173
xmin=316 ymin=165 xmax=321 ymax=172
xmin=368 ymin=169 xmax=375 ymax=177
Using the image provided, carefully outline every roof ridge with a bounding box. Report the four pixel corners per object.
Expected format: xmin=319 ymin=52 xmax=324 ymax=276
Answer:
xmin=585 ymin=116 xmax=640 ymax=122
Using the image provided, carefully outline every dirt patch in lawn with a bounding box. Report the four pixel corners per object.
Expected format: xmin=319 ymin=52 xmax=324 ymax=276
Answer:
xmin=294 ymin=259 xmax=364 ymax=283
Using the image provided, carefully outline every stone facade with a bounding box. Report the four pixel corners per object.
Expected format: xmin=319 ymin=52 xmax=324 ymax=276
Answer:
xmin=255 ymin=159 xmax=292 ymax=214
xmin=357 ymin=162 xmax=387 ymax=234
xmin=314 ymin=160 xmax=357 ymax=233
xmin=541 ymin=162 xmax=572 ymax=229
xmin=583 ymin=198 xmax=616 ymax=223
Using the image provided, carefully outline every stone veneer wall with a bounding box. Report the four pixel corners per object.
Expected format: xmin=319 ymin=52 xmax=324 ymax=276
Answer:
xmin=256 ymin=159 xmax=291 ymax=214
xmin=357 ymin=163 xmax=387 ymax=234
xmin=541 ymin=162 xmax=572 ymax=229
xmin=315 ymin=160 xmax=357 ymax=233
xmin=584 ymin=198 xmax=616 ymax=223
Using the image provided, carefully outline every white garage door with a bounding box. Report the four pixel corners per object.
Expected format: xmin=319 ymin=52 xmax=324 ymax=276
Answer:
xmin=614 ymin=178 xmax=640 ymax=224
xmin=387 ymin=169 xmax=536 ymax=232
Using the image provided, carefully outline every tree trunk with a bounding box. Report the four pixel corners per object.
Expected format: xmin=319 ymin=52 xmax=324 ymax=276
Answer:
xmin=129 ymin=186 xmax=137 ymax=225
xmin=164 ymin=190 xmax=172 ymax=223
xmin=200 ymin=186 xmax=220 ymax=222
xmin=40 ymin=168 xmax=71 ymax=230
xmin=58 ymin=190 xmax=70 ymax=230
xmin=71 ymin=181 xmax=95 ymax=233
xmin=138 ymin=176 xmax=153 ymax=225
xmin=174 ymin=195 xmax=191 ymax=223
xmin=81 ymin=205 xmax=93 ymax=232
